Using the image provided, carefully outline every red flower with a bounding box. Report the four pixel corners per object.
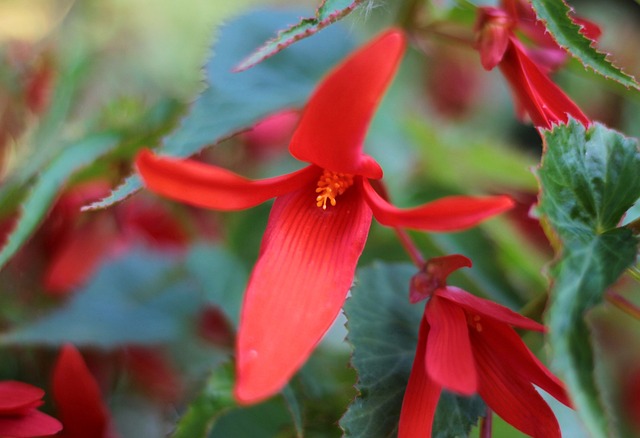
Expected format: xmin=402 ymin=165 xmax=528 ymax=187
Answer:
xmin=136 ymin=29 xmax=514 ymax=404
xmin=475 ymin=5 xmax=591 ymax=129
xmin=399 ymin=255 xmax=571 ymax=438
xmin=0 ymin=381 xmax=61 ymax=437
xmin=51 ymin=344 xmax=115 ymax=438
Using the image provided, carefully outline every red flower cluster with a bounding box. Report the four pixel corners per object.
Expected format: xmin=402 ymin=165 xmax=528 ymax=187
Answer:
xmin=475 ymin=0 xmax=595 ymax=129
xmin=399 ymin=255 xmax=571 ymax=437
xmin=136 ymin=29 xmax=514 ymax=404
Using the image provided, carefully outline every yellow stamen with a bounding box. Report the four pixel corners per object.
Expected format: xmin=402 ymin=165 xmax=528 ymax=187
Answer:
xmin=315 ymin=170 xmax=354 ymax=210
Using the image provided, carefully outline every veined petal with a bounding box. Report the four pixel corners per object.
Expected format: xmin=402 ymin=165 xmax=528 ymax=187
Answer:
xmin=363 ymin=180 xmax=514 ymax=231
xmin=476 ymin=318 xmax=571 ymax=407
xmin=500 ymin=39 xmax=590 ymax=129
xmin=0 ymin=381 xmax=44 ymax=415
xmin=235 ymin=180 xmax=373 ymax=404
xmin=136 ymin=149 xmax=319 ymax=211
xmin=473 ymin=331 xmax=562 ymax=438
xmin=437 ymin=286 xmax=545 ymax=332
xmin=399 ymin=317 xmax=442 ymax=438
xmin=425 ymin=296 xmax=477 ymax=395
xmin=289 ymin=29 xmax=406 ymax=179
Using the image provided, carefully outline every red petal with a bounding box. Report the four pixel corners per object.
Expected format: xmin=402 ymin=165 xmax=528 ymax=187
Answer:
xmin=289 ymin=29 xmax=406 ymax=179
xmin=437 ymin=286 xmax=545 ymax=332
xmin=399 ymin=317 xmax=442 ymax=438
xmin=136 ymin=149 xmax=319 ymax=210
xmin=476 ymin=318 xmax=571 ymax=407
xmin=0 ymin=381 xmax=44 ymax=415
xmin=363 ymin=180 xmax=514 ymax=231
xmin=52 ymin=344 xmax=110 ymax=438
xmin=499 ymin=39 xmax=590 ymax=129
xmin=473 ymin=331 xmax=562 ymax=438
xmin=425 ymin=296 xmax=477 ymax=395
xmin=574 ymin=17 xmax=601 ymax=41
xmin=475 ymin=8 xmax=514 ymax=70
xmin=234 ymin=180 xmax=373 ymax=404
xmin=0 ymin=410 xmax=62 ymax=437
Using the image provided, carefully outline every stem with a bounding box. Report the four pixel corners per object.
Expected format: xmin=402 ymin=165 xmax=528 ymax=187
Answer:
xmin=480 ymin=408 xmax=493 ymax=438
xmin=606 ymin=291 xmax=640 ymax=320
xmin=394 ymin=227 xmax=425 ymax=268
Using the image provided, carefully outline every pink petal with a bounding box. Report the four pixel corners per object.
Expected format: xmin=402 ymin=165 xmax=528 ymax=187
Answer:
xmin=437 ymin=286 xmax=545 ymax=331
xmin=363 ymin=180 xmax=514 ymax=231
xmin=234 ymin=180 xmax=373 ymax=404
xmin=425 ymin=296 xmax=477 ymax=395
xmin=399 ymin=317 xmax=442 ymax=438
xmin=288 ymin=29 xmax=406 ymax=179
xmin=136 ymin=149 xmax=319 ymax=210
xmin=52 ymin=344 xmax=110 ymax=438
xmin=475 ymin=318 xmax=571 ymax=407
xmin=473 ymin=331 xmax=562 ymax=438
xmin=0 ymin=381 xmax=44 ymax=415
xmin=0 ymin=410 xmax=62 ymax=437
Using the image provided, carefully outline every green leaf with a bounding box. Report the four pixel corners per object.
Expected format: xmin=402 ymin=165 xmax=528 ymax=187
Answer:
xmin=537 ymin=120 xmax=640 ymax=437
xmin=208 ymin=398 xmax=298 ymax=437
xmin=0 ymin=133 xmax=120 ymax=271
xmin=84 ymin=9 xmax=354 ymax=211
xmin=529 ymin=0 xmax=640 ymax=90
xmin=171 ymin=362 xmax=236 ymax=438
xmin=340 ymin=262 xmax=484 ymax=437
xmin=234 ymin=0 xmax=364 ymax=72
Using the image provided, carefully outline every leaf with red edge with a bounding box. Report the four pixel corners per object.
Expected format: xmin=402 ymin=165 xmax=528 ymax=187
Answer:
xmin=530 ymin=0 xmax=639 ymax=90
xmin=234 ymin=0 xmax=366 ymax=72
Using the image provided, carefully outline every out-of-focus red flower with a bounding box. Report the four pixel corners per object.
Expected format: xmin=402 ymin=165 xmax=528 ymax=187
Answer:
xmin=51 ymin=344 xmax=115 ymax=438
xmin=136 ymin=29 xmax=514 ymax=405
xmin=242 ymin=110 xmax=299 ymax=159
xmin=0 ymin=381 xmax=62 ymax=437
xmin=475 ymin=4 xmax=592 ymax=129
xmin=122 ymin=347 xmax=183 ymax=404
xmin=197 ymin=305 xmax=234 ymax=348
xmin=399 ymin=255 xmax=571 ymax=438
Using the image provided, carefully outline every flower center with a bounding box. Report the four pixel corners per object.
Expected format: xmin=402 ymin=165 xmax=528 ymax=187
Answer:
xmin=468 ymin=314 xmax=483 ymax=332
xmin=315 ymin=170 xmax=354 ymax=210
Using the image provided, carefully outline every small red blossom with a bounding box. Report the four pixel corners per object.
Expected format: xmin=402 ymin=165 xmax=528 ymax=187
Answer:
xmin=0 ymin=381 xmax=62 ymax=437
xmin=136 ymin=29 xmax=514 ymax=404
xmin=51 ymin=344 xmax=115 ymax=438
xmin=399 ymin=255 xmax=571 ymax=438
xmin=475 ymin=5 xmax=591 ymax=129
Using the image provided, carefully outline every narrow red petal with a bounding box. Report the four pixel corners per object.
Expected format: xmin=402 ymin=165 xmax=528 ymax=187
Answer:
xmin=52 ymin=344 xmax=110 ymax=438
xmin=399 ymin=317 xmax=442 ymax=438
xmin=0 ymin=410 xmax=62 ymax=437
xmin=234 ymin=180 xmax=373 ymax=404
xmin=476 ymin=318 xmax=571 ymax=407
xmin=136 ymin=149 xmax=319 ymax=210
xmin=0 ymin=381 xmax=44 ymax=414
xmin=425 ymin=296 xmax=477 ymax=395
xmin=363 ymin=180 xmax=514 ymax=231
xmin=289 ymin=29 xmax=406 ymax=178
xmin=473 ymin=332 xmax=562 ymax=438
xmin=437 ymin=286 xmax=545 ymax=332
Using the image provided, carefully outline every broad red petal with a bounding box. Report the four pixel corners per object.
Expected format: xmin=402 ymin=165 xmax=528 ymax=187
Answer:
xmin=437 ymin=286 xmax=545 ymax=332
xmin=136 ymin=149 xmax=319 ymax=210
xmin=475 ymin=318 xmax=571 ymax=407
xmin=0 ymin=381 xmax=44 ymax=415
xmin=473 ymin=331 xmax=562 ymax=438
xmin=52 ymin=344 xmax=110 ymax=438
xmin=288 ymin=29 xmax=406 ymax=179
xmin=425 ymin=296 xmax=477 ymax=395
xmin=399 ymin=317 xmax=442 ymax=438
xmin=0 ymin=410 xmax=62 ymax=437
xmin=234 ymin=180 xmax=373 ymax=404
xmin=363 ymin=180 xmax=514 ymax=231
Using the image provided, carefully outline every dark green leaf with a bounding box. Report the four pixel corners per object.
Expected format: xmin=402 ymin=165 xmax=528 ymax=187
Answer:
xmin=84 ymin=9 xmax=354 ymax=211
xmin=208 ymin=398 xmax=296 ymax=438
xmin=234 ymin=0 xmax=364 ymax=71
xmin=538 ymin=120 xmax=640 ymax=437
xmin=530 ymin=0 xmax=640 ymax=90
xmin=0 ymin=133 xmax=120 ymax=271
xmin=340 ymin=262 xmax=484 ymax=437
xmin=171 ymin=362 xmax=236 ymax=438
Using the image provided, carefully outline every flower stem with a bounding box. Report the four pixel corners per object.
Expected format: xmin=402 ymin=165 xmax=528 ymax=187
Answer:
xmin=480 ymin=408 xmax=493 ymax=438
xmin=606 ymin=291 xmax=640 ymax=320
xmin=394 ymin=227 xmax=425 ymax=268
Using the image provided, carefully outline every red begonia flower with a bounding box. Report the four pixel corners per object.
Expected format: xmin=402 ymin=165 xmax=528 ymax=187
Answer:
xmin=136 ymin=29 xmax=514 ymax=404
xmin=399 ymin=255 xmax=571 ymax=438
xmin=51 ymin=344 xmax=114 ymax=438
xmin=476 ymin=6 xmax=591 ymax=129
xmin=0 ymin=381 xmax=62 ymax=437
